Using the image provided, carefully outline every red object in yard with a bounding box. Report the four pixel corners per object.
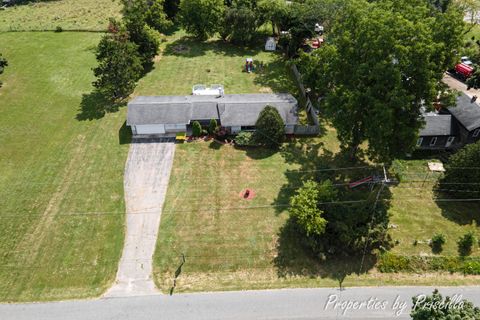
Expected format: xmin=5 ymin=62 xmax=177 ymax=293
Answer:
xmin=454 ymin=63 xmax=474 ymax=79
xmin=311 ymin=38 xmax=324 ymax=49
xmin=239 ymin=188 xmax=256 ymax=200
xmin=349 ymin=176 xmax=373 ymax=189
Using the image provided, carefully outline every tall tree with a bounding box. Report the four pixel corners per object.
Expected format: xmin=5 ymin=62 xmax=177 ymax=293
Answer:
xmin=93 ymin=21 xmax=143 ymax=101
xmin=221 ymin=0 xmax=260 ymax=43
xmin=298 ymin=0 xmax=464 ymax=162
xmin=179 ymin=0 xmax=225 ymax=40
xmin=258 ymin=0 xmax=289 ymax=35
xmin=121 ymin=0 xmax=161 ymax=69
xmin=146 ymin=0 xmax=173 ymax=32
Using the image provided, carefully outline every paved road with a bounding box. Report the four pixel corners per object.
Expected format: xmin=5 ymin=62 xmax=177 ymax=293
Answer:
xmin=1 ymin=287 xmax=480 ymax=320
xmin=104 ymin=139 xmax=175 ymax=297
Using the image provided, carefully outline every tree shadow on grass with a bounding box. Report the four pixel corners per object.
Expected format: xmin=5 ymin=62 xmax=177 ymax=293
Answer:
xmin=433 ymin=192 xmax=480 ymax=226
xmin=76 ymin=90 xmax=125 ymax=121
xmin=253 ymin=58 xmax=298 ymax=94
xmin=163 ymin=36 xmax=265 ymax=59
xmin=274 ymin=219 xmax=377 ymax=288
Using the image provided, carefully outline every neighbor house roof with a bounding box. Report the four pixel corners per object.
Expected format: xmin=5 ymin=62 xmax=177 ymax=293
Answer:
xmin=447 ymin=93 xmax=480 ymax=131
xmin=419 ymin=114 xmax=453 ymax=136
xmin=127 ymin=93 xmax=298 ymax=126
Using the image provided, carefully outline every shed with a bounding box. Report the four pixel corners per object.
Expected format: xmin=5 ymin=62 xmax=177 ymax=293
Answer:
xmin=265 ymin=37 xmax=276 ymax=51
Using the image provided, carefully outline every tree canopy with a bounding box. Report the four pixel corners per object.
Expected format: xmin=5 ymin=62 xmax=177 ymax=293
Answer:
xmin=93 ymin=21 xmax=143 ymax=101
xmin=297 ymin=0 xmax=464 ymax=163
xmin=179 ymin=0 xmax=225 ymax=40
xmin=290 ymin=180 xmax=330 ymax=238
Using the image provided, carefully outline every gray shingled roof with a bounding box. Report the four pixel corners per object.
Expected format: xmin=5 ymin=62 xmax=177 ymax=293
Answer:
xmin=419 ymin=114 xmax=452 ymax=136
xmin=127 ymin=94 xmax=298 ymax=126
xmin=448 ymin=93 xmax=480 ymax=131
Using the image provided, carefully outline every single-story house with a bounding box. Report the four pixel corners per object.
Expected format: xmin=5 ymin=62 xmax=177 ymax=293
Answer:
xmin=127 ymin=93 xmax=298 ymax=136
xmin=417 ymin=93 xmax=480 ymax=150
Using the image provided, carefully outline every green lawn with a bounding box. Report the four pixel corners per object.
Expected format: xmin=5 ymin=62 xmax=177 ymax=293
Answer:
xmin=0 ymin=32 xmax=128 ymax=302
xmin=0 ymin=0 xmax=121 ymax=32
xmin=389 ymin=159 xmax=480 ymax=257
xmin=136 ymin=30 xmax=299 ymax=96
xmin=153 ymin=138 xmax=480 ymax=293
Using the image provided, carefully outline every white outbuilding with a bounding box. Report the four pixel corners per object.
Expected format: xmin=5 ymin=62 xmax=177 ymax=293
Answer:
xmin=265 ymin=37 xmax=276 ymax=51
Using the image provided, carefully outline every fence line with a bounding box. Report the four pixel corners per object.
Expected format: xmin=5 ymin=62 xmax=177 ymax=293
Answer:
xmin=291 ymin=64 xmax=320 ymax=135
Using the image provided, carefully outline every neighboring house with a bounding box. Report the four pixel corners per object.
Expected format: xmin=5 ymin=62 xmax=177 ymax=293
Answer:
xmin=417 ymin=93 xmax=480 ymax=150
xmin=446 ymin=93 xmax=480 ymax=145
xmin=127 ymin=93 xmax=298 ymax=137
xmin=417 ymin=114 xmax=456 ymax=150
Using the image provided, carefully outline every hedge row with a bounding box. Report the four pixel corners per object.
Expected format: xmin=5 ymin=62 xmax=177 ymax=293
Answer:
xmin=378 ymin=253 xmax=480 ymax=275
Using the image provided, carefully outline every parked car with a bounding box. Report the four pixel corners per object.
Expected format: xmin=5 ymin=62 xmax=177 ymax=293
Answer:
xmin=461 ymin=56 xmax=473 ymax=66
xmin=453 ymin=63 xmax=474 ymax=80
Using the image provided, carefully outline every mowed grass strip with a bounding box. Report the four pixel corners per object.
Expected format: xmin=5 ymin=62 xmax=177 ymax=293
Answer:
xmin=0 ymin=0 xmax=121 ymax=32
xmin=0 ymin=32 xmax=128 ymax=302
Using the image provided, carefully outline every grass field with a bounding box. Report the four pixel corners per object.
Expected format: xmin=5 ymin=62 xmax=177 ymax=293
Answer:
xmin=136 ymin=31 xmax=298 ymax=96
xmin=0 ymin=32 xmax=128 ymax=302
xmin=389 ymin=159 xmax=480 ymax=257
xmin=0 ymin=0 xmax=121 ymax=32
xmin=153 ymin=138 xmax=480 ymax=293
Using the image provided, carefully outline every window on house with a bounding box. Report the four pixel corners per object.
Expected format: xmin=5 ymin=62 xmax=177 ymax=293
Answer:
xmin=473 ymin=129 xmax=480 ymax=138
xmin=416 ymin=138 xmax=423 ymax=147
xmin=430 ymin=137 xmax=437 ymax=146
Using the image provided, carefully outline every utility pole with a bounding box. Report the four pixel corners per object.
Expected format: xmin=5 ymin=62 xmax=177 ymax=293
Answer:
xmin=359 ymin=165 xmax=388 ymax=274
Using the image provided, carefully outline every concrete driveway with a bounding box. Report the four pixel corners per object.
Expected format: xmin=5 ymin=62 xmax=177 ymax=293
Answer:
xmin=105 ymin=138 xmax=175 ymax=297
xmin=443 ymin=73 xmax=480 ymax=97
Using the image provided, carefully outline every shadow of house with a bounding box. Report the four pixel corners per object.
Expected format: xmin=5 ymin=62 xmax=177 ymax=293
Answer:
xmin=119 ymin=121 xmax=132 ymax=145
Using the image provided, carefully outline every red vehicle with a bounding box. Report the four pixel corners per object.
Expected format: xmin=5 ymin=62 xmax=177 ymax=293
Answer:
xmin=454 ymin=63 xmax=474 ymax=80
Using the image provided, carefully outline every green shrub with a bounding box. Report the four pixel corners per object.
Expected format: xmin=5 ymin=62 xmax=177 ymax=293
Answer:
xmin=55 ymin=26 xmax=63 ymax=33
xmin=458 ymin=232 xmax=476 ymax=256
xmin=377 ymin=253 xmax=411 ymax=273
xmin=378 ymin=254 xmax=480 ymax=275
xmin=430 ymin=233 xmax=446 ymax=253
xmin=254 ymin=105 xmax=285 ymax=147
xmin=192 ymin=121 xmax=202 ymax=137
xmin=235 ymin=131 xmax=257 ymax=146
xmin=208 ymin=119 xmax=218 ymax=135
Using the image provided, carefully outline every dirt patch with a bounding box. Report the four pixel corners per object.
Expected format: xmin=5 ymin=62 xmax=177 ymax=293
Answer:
xmin=239 ymin=188 xmax=256 ymax=200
